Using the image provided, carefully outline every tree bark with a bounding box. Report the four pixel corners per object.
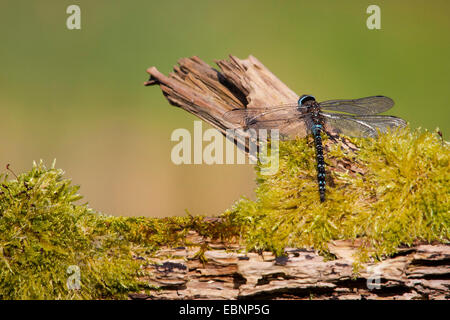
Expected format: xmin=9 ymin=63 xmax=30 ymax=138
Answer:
xmin=131 ymin=229 xmax=449 ymax=300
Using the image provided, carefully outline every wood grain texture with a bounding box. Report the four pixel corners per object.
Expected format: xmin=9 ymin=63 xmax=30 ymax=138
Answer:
xmin=145 ymin=55 xmax=301 ymax=153
xmin=142 ymin=56 xmax=449 ymax=300
xmin=130 ymin=230 xmax=449 ymax=300
xmin=145 ymin=55 xmax=358 ymax=160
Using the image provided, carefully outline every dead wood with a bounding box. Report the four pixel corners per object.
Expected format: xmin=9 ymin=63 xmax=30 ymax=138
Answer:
xmin=145 ymin=55 xmax=298 ymax=132
xmin=145 ymin=55 xmax=302 ymax=154
xmin=130 ymin=230 xmax=449 ymax=300
xmin=146 ymin=55 xmax=361 ymax=169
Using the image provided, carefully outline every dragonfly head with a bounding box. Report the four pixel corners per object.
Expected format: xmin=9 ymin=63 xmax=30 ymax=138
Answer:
xmin=298 ymin=95 xmax=316 ymax=108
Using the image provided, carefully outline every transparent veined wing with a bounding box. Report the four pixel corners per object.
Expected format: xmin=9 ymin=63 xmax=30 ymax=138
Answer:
xmin=235 ymin=117 xmax=310 ymax=140
xmin=222 ymin=106 xmax=309 ymax=139
xmin=222 ymin=104 xmax=300 ymax=127
xmin=277 ymin=120 xmax=310 ymax=140
xmin=319 ymin=96 xmax=394 ymax=115
xmin=322 ymin=113 xmax=407 ymax=138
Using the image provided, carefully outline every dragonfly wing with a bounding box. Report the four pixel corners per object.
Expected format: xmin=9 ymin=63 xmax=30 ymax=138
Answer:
xmin=223 ymin=105 xmax=300 ymax=127
xmin=319 ymin=96 xmax=395 ymax=115
xmin=222 ymin=108 xmax=270 ymax=126
xmin=222 ymin=107 xmax=309 ymax=139
xmin=222 ymin=104 xmax=299 ymax=124
xmin=237 ymin=117 xmax=309 ymax=140
xmin=323 ymin=113 xmax=407 ymax=138
xmin=277 ymin=120 xmax=310 ymax=140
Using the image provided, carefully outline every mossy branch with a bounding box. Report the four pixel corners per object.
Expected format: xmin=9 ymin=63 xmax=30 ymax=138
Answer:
xmin=0 ymin=151 xmax=448 ymax=299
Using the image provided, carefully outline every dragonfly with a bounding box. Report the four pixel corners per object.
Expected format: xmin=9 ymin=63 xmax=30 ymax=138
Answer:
xmin=223 ymin=95 xmax=407 ymax=202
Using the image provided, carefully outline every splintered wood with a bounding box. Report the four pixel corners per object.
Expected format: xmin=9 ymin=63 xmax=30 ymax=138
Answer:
xmin=145 ymin=55 xmax=298 ymax=129
xmin=145 ymin=55 xmax=300 ymax=152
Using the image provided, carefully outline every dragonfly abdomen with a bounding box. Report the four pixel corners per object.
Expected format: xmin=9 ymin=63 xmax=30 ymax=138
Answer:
xmin=312 ymin=123 xmax=326 ymax=202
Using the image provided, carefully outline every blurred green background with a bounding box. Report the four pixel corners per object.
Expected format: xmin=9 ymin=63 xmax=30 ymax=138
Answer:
xmin=0 ymin=0 xmax=449 ymax=217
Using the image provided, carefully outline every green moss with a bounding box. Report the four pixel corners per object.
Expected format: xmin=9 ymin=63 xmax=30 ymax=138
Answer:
xmin=0 ymin=128 xmax=448 ymax=299
xmin=0 ymin=161 xmax=225 ymax=299
xmin=223 ymin=127 xmax=449 ymax=260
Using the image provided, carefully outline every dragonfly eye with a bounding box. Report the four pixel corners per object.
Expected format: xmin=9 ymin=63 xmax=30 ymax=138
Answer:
xmin=298 ymin=95 xmax=316 ymax=107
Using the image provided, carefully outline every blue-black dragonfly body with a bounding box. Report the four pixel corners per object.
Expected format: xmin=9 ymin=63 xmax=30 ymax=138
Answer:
xmin=223 ymin=95 xmax=406 ymax=202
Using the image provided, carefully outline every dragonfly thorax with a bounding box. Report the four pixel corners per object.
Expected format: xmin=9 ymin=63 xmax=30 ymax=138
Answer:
xmin=297 ymin=95 xmax=320 ymax=119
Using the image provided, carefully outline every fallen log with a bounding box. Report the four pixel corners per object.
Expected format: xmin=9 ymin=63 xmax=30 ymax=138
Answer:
xmin=131 ymin=230 xmax=449 ymax=300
